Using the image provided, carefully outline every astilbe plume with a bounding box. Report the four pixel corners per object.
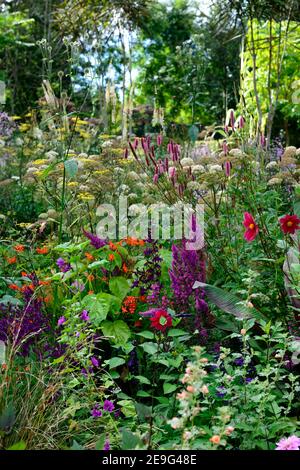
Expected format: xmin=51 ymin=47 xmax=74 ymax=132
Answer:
xmin=169 ymin=241 xmax=213 ymax=341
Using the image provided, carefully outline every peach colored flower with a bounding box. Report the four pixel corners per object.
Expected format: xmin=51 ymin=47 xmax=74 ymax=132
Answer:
xmin=210 ymin=435 xmax=221 ymax=445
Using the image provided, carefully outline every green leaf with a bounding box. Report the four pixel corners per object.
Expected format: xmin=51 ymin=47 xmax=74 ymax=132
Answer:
xmin=101 ymin=320 xmax=131 ymax=346
xmin=70 ymin=440 xmax=84 ymax=450
xmin=193 ymin=281 xmax=264 ymax=320
xmin=64 ymin=159 xmax=78 ymax=178
xmin=137 ymin=390 xmax=151 ymax=398
xmin=140 ymin=342 xmax=158 ymax=355
xmin=167 ymin=328 xmax=187 ymax=337
xmin=135 ymin=402 xmax=152 ymax=421
xmin=135 ymin=375 xmax=151 ymax=385
xmin=82 ymin=293 xmax=111 ymax=325
xmin=109 ymin=357 xmax=126 ymax=369
xmin=0 ymin=295 xmax=23 ymax=306
xmin=136 ymin=331 xmax=155 ymax=339
xmin=88 ymin=260 xmax=109 ymax=269
xmin=109 ymin=277 xmax=130 ymax=300
xmin=7 ymin=440 xmax=26 ymax=450
xmin=95 ymin=434 xmax=106 ymax=451
xmin=121 ymin=428 xmax=141 ymax=450
xmin=163 ymin=383 xmax=177 ymax=394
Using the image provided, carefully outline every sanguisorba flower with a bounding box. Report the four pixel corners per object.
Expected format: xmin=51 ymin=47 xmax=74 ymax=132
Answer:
xmin=279 ymin=214 xmax=300 ymax=235
xmin=150 ymin=309 xmax=172 ymax=332
xmin=243 ymin=212 xmax=259 ymax=242
xmin=276 ymin=435 xmax=300 ymax=450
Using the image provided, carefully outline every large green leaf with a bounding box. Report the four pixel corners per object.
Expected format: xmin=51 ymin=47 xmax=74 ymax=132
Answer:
xmin=193 ymin=281 xmax=264 ymax=320
xmin=101 ymin=320 xmax=131 ymax=345
xmin=82 ymin=293 xmax=111 ymax=324
xmin=109 ymin=276 xmax=130 ymax=300
xmin=121 ymin=428 xmax=141 ymax=450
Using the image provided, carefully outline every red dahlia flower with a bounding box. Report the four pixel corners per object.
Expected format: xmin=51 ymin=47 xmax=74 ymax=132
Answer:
xmin=150 ymin=309 xmax=172 ymax=332
xmin=279 ymin=214 xmax=300 ymax=234
xmin=243 ymin=212 xmax=259 ymax=242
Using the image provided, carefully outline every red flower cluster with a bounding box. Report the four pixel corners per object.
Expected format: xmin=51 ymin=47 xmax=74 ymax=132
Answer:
xmin=150 ymin=309 xmax=172 ymax=332
xmin=122 ymin=296 xmax=138 ymax=314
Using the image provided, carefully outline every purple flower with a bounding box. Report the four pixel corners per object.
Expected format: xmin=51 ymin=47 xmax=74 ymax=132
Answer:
xmin=80 ymin=310 xmax=90 ymax=321
xmin=91 ymin=404 xmax=102 ymax=418
xmin=71 ymin=280 xmax=85 ymax=292
xmin=103 ymin=400 xmax=115 ymax=412
xmin=56 ymin=257 xmax=71 ymax=273
xmin=234 ymin=357 xmax=244 ymax=367
xmin=91 ymin=356 xmax=99 ymax=367
xmin=103 ymin=439 xmax=110 ymax=451
xmin=57 ymin=316 xmax=66 ymax=326
xmin=83 ymin=230 xmax=107 ymax=249
xmin=276 ymin=435 xmax=300 ymax=450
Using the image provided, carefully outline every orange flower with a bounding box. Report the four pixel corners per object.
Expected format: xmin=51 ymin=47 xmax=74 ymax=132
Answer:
xmin=122 ymin=296 xmax=138 ymax=314
xmin=36 ymin=247 xmax=48 ymax=254
xmin=14 ymin=245 xmax=25 ymax=252
xmin=109 ymin=241 xmax=117 ymax=250
xmin=21 ymin=272 xmax=28 ymax=277
xmin=86 ymin=274 xmax=95 ymax=282
xmin=210 ymin=435 xmax=221 ymax=445
xmin=108 ymin=253 xmax=115 ymax=262
xmin=39 ymin=280 xmax=51 ymax=286
xmin=9 ymin=284 xmax=21 ymax=291
xmin=44 ymin=295 xmax=53 ymax=304
xmin=85 ymin=252 xmax=94 ymax=261
xmin=139 ymin=295 xmax=147 ymax=303
xmin=122 ymin=263 xmax=128 ymax=273
xmin=8 ymin=256 xmax=17 ymax=264
xmin=88 ymin=290 xmax=94 ymax=295
xmin=124 ymin=237 xmax=145 ymax=246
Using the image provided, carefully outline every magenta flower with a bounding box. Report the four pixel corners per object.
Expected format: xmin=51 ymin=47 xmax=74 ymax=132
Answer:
xmin=243 ymin=212 xmax=259 ymax=242
xmin=157 ymin=134 xmax=163 ymax=146
xmin=57 ymin=316 xmax=66 ymax=326
xmin=103 ymin=439 xmax=110 ymax=450
xmin=91 ymin=356 xmax=99 ymax=367
xmin=276 ymin=435 xmax=300 ymax=450
xmin=80 ymin=309 xmax=90 ymax=321
xmin=56 ymin=257 xmax=71 ymax=273
xmin=91 ymin=404 xmax=102 ymax=418
xmin=103 ymin=400 xmax=115 ymax=412
xmin=224 ymin=161 xmax=231 ymax=177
